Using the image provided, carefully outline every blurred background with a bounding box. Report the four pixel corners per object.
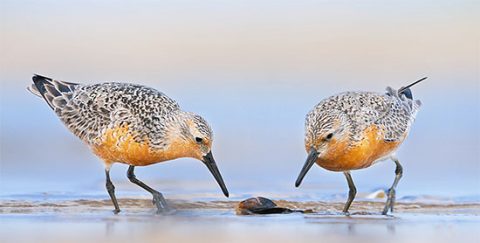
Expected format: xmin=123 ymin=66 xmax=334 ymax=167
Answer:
xmin=1 ymin=0 xmax=479 ymax=201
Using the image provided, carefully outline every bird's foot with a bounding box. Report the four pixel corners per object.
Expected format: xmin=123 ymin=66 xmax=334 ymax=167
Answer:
xmin=112 ymin=209 xmax=121 ymax=214
xmin=382 ymin=188 xmax=396 ymax=215
xmin=152 ymin=194 xmax=170 ymax=214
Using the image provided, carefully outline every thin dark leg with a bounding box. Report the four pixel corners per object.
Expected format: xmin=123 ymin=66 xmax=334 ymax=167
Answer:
xmin=127 ymin=165 xmax=168 ymax=213
xmin=343 ymin=171 xmax=357 ymax=214
xmin=382 ymin=157 xmax=403 ymax=215
xmin=105 ymin=169 xmax=120 ymax=214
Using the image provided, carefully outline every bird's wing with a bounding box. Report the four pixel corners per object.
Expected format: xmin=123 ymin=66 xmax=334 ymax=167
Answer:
xmin=56 ymin=82 xmax=180 ymax=144
xmin=28 ymin=74 xmax=80 ymax=111
xmin=325 ymin=92 xmax=411 ymax=142
xmin=371 ymin=94 xmax=416 ymax=142
xmin=318 ymin=91 xmax=419 ymax=143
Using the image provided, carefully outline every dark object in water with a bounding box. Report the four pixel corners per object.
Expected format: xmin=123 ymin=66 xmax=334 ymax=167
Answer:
xmin=236 ymin=197 xmax=307 ymax=215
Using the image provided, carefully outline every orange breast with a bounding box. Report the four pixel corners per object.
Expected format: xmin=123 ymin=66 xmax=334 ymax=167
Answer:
xmin=316 ymin=125 xmax=401 ymax=171
xmin=91 ymin=125 xmax=196 ymax=166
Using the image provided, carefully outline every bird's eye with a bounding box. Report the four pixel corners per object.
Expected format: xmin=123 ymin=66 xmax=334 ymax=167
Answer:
xmin=325 ymin=133 xmax=334 ymax=140
xmin=195 ymin=137 xmax=203 ymax=143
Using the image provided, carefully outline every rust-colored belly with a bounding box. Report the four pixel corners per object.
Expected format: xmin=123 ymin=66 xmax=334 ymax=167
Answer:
xmin=316 ymin=125 xmax=401 ymax=171
xmin=91 ymin=125 xmax=194 ymax=166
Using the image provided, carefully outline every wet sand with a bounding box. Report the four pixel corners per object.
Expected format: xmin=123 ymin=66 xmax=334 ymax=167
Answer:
xmin=1 ymin=198 xmax=479 ymax=243
xmin=2 ymin=198 xmax=479 ymax=215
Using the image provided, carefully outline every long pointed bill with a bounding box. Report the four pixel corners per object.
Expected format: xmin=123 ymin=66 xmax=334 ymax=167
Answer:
xmin=295 ymin=148 xmax=319 ymax=187
xmin=202 ymin=151 xmax=229 ymax=197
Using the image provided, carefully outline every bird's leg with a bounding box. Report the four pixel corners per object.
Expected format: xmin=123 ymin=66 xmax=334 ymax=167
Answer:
xmin=127 ymin=165 xmax=168 ymax=213
xmin=343 ymin=171 xmax=357 ymax=214
xmin=105 ymin=168 xmax=121 ymax=214
xmin=382 ymin=157 xmax=403 ymax=215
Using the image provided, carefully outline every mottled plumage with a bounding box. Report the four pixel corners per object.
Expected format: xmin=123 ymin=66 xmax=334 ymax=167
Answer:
xmin=29 ymin=74 xmax=228 ymax=214
xmin=305 ymin=86 xmax=421 ymax=152
xmin=296 ymin=78 xmax=425 ymax=215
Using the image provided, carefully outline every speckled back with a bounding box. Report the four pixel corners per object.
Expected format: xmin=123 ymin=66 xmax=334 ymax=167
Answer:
xmin=306 ymin=87 xmax=421 ymax=145
xmin=61 ymin=83 xmax=181 ymax=148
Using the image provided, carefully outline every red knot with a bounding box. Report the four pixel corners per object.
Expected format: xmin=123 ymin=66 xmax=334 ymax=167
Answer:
xmin=295 ymin=77 xmax=426 ymax=215
xmin=28 ymin=74 xmax=229 ymax=214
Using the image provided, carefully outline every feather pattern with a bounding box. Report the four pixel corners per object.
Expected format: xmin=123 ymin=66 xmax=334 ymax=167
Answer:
xmin=28 ymin=75 xmax=213 ymax=151
xmin=305 ymin=86 xmax=421 ymax=148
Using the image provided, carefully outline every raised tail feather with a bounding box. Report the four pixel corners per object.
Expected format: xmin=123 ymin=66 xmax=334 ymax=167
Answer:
xmin=28 ymin=74 xmax=79 ymax=110
xmin=397 ymin=77 xmax=427 ymax=100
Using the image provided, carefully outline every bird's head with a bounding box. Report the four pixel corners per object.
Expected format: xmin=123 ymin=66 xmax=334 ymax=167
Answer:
xmin=182 ymin=113 xmax=214 ymax=160
xmin=172 ymin=112 xmax=229 ymax=197
xmin=296 ymin=109 xmax=350 ymax=187
xmin=304 ymin=109 xmax=350 ymax=155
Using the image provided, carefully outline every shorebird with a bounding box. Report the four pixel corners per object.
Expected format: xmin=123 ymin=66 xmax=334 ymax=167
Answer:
xmin=295 ymin=77 xmax=425 ymax=215
xmin=28 ymin=75 xmax=229 ymax=213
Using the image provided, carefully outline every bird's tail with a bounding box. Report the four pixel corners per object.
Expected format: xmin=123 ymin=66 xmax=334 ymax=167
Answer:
xmin=385 ymin=77 xmax=424 ymax=114
xmin=397 ymin=77 xmax=427 ymax=100
xmin=28 ymin=74 xmax=79 ymax=110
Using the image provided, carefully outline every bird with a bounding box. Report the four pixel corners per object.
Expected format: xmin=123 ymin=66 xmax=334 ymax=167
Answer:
xmin=295 ymin=77 xmax=425 ymax=215
xmin=28 ymin=74 xmax=229 ymax=214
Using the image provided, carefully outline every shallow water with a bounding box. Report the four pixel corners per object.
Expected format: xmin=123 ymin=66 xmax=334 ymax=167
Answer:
xmin=1 ymin=195 xmax=479 ymax=243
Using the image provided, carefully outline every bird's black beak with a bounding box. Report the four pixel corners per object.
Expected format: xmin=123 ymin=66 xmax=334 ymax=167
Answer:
xmin=295 ymin=148 xmax=319 ymax=187
xmin=202 ymin=151 xmax=229 ymax=197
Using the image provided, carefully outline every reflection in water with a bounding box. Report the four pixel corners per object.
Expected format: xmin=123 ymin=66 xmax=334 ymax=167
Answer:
xmin=304 ymin=212 xmax=398 ymax=236
xmin=105 ymin=219 xmax=114 ymax=237
xmin=0 ymin=198 xmax=479 ymax=243
xmin=387 ymin=224 xmax=395 ymax=234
